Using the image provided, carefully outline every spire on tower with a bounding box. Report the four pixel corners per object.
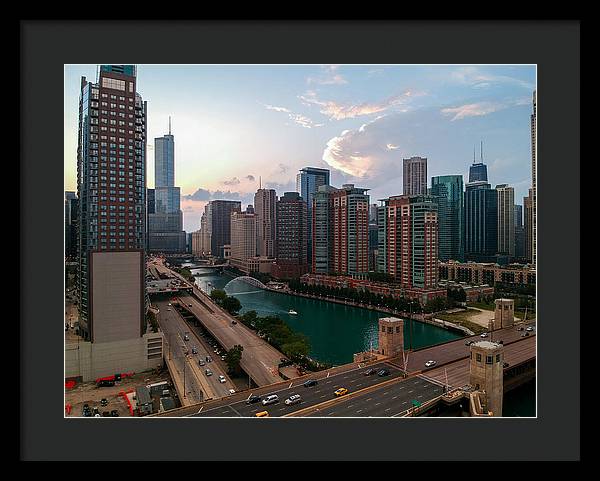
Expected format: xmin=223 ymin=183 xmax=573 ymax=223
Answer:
xmin=480 ymin=140 xmax=483 ymax=162
xmin=169 ymin=116 xmax=171 ymax=135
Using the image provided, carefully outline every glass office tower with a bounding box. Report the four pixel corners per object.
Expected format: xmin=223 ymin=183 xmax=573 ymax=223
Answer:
xmin=431 ymin=175 xmax=464 ymax=262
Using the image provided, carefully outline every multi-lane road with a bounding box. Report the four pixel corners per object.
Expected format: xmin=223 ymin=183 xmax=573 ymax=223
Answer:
xmin=190 ymin=362 xmax=419 ymax=417
xmin=149 ymin=257 xmax=288 ymax=387
xmin=393 ymin=321 xmax=536 ymax=374
xmin=176 ymin=291 xmax=287 ymax=386
xmin=155 ymin=300 xmax=236 ymax=400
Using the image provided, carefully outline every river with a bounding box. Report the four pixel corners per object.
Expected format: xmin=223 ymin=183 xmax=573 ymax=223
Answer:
xmin=186 ymin=266 xmax=461 ymax=366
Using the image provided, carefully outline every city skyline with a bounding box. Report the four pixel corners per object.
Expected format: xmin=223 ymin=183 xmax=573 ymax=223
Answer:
xmin=65 ymin=64 xmax=536 ymax=232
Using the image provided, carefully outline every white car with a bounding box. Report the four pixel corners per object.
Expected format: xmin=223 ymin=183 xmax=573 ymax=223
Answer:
xmin=262 ymin=394 xmax=279 ymax=406
xmin=480 ymin=332 xmax=488 ymax=338
xmin=425 ymin=360 xmax=437 ymax=367
xmin=526 ymin=326 xmax=534 ymax=332
xmin=218 ymin=375 xmax=226 ymax=383
xmin=285 ymin=394 xmax=302 ymax=406
xmin=228 ymin=389 xmax=236 ymax=395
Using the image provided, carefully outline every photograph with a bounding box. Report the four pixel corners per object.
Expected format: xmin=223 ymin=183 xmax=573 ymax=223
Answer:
xmin=63 ymin=63 xmax=538 ymax=420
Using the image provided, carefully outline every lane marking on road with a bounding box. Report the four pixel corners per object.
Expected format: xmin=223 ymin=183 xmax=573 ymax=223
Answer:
xmin=356 ymin=409 xmax=362 ymax=413
xmin=385 ymin=408 xmax=391 ymax=412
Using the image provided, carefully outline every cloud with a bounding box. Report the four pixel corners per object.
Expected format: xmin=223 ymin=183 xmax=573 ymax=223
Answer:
xmin=307 ymin=65 xmax=348 ymax=85
xmin=299 ymin=89 xmax=421 ymax=121
xmin=245 ymin=175 xmax=255 ymax=182
xmin=441 ymin=102 xmax=505 ymax=121
xmin=264 ymin=104 xmax=291 ymax=113
xmin=451 ymin=66 xmax=535 ymax=90
xmin=441 ymin=97 xmax=531 ymax=121
xmin=222 ymin=177 xmax=241 ymax=186
xmin=262 ymin=102 xmax=324 ymax=128
xmin=386 ymin=143 xmax=400 ymax=150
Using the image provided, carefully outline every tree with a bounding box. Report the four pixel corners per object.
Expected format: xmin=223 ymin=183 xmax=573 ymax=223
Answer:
xmin=221 ymin=296 xmax=242 ymax=315
xmin=210 ymin=289 xmax=227 ymax=304
xmin=225 ymin=344 xmax=244 ymax=375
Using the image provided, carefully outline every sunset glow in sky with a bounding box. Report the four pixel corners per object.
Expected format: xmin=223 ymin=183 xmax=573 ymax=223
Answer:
xmin=64 ymin=64 xmax=536 ymax=232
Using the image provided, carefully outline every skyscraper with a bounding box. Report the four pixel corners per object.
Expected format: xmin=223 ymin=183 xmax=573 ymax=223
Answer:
xmin=65 ymin=191 xmax=78 ymax=258
xmin=531 ymin=90 xmax=537 ymax=266
xmin=207 ymin=200 xmax=241 ymax=258
xmin=469 ymin=143 xmax=489 ymax=183
xmin=274 ymin=192 xmax=308 ymax=279
xmin=76 ymin=64 xmax=147 ymax=343
xmin=296 ymin=167 xmax=330 ymax=265
xmin=431 ymin=175 xmax=464 ymax=262
xmin=496 ymin=184 xmax=515 ymax=258
xmin=254 ymin=188 xmax=277 ymax=258
xmin=524 ymin=192 xmax=533 ymax=263
xmin=230 ymin=207 xmax=257 ymax=265
xmin=514 ymin=204 xmax=525 ymax=261
xmin=148 ymin=119 xmax=186 ymax=253
xmin=403 ymin=156 xmax=428 ymax=196
xmin=312 ymin=184 xmax=370 ymax=277
xmin=464 ymin=181 xmax=498 ymax=263
xmin=378 ymin=195 xmax=439 ymax=288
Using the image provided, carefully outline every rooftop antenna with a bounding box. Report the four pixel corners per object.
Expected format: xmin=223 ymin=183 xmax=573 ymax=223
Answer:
xmin=259 ymin=176 xmax=262 ymax=190
xmin=480 ymin=140 xmax=483 ymax=162
xmin=169 ymin=116 xmax=172 ymax=135
xmin=473 ymin=144 xmax=476 ymax=164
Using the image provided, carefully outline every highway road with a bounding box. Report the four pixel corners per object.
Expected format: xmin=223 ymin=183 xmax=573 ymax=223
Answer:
xmin=155 ymin=300 xmax=235 ymax=400
xmin=150 ymin=257 xmax=286 ymax=387
xmin=421 ymin=334 xmax=537 ymax=390
xmin=306 ymin=375 xmax=444 ymax=417
xmin=190 ymin=362 xmax=406 ymax=417
xmin=176 ymin=291 xmax=286 ymax=386
xmin=390 ymin=321 xmax=537 ymax=373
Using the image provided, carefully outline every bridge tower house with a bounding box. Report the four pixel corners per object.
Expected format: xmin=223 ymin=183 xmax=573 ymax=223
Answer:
xmin=377 ymin=317 xmax=404 ymax=358
xmin=494 ymin=298 xmax=515 ymax=328
xmin=469 ymin=341 xmax=504 ymax=416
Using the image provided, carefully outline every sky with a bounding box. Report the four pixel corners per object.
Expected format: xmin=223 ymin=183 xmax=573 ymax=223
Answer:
xmin=64 ymin=64 xmax=536 ymax=232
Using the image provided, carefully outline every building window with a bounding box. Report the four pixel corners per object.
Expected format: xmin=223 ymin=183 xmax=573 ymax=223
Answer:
xmin=486 ymin=355 xmax=493 ymax=364
xmin=476 ymin=353 xmax=482 ymax=362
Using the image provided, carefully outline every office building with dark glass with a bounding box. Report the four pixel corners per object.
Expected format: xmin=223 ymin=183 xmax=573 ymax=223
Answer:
xmin=431 ymin=175 xmax=464 ymax=262
xmin=464 ymin=181 xmax=498 ymax=262
xmin=296 ymin=167 xmax=330 ymax=268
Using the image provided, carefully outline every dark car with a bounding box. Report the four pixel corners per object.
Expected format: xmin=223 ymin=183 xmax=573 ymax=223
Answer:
xmin=246 ymin=395 xmax=261 ymax=404
xmin=102 ymin=411 xmax=110 ymax=417
xmin=100 ymin=398 xmax=108 ymax=406
xmin=110 ymin=410 xmax=119 ymax=417
xmin=465 ymin=340 xmax=474 ymax=346
xmin=363 ymin=368 xmax=377 ymax=376
xmin=498 ymin=340 xmax=504 ymax=345
xmin=377 ymin=369 xmax=391 ymax=377
xmin=303 ymin=379 xmax=318 ymax=387
xmin=231 ymin=320 xmax=237 ymax=325
xmin=503 ymin=362 xmax=510 ymax=368
xmin=517 ymin=326 xmax=524 ymax=331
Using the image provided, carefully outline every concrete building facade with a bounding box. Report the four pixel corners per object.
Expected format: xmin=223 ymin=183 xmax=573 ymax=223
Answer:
xmin=274 ymin=192 xmax=308 ymax=279
xmin=377 ymin=317 xmax=404 ymax=358
xmin=254 ymin=188 xmax=277 ymax=258
xmin=403 ymin=156 xmax=428 ymax=196
xmin=469 ymin=341 xmax=504 ymax=416
xmin=496 ymin=184 xmax=515 ymax=258
xmin=378 ymin=195 xmax=439 ymax=289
